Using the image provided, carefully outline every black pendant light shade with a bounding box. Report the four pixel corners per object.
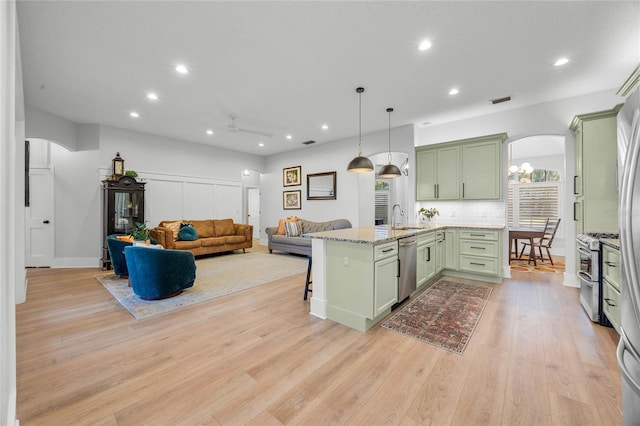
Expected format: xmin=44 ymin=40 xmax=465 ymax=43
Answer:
xmin=378 ymin=107 xmax=401 ymax=178
xmin=347 ymin=87 xmax=374 ymax=173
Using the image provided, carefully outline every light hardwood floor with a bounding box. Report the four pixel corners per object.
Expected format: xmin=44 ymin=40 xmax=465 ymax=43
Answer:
xmin=16 ymin=249 xmax=621 ymax=425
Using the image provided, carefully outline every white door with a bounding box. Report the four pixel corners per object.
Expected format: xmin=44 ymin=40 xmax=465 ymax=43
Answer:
xmin=247 ymin=188 xmax=260 ymax=239
xmin=26 ymin=167 xmax=54 ymax=267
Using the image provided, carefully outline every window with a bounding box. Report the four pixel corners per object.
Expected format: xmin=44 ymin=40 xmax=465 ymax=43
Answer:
xmin=508 ymin=182 xmax=560 ymax=229
xmin=375 ymin=181 xmax=390 ymax=225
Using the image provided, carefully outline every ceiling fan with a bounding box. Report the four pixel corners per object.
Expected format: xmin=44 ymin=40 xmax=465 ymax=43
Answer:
xmin=227 ymin=113 xmax=273 ymax=138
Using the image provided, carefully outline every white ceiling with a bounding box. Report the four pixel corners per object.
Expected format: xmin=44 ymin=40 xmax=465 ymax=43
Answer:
xmin=17 ymin=1 xmax=640 ymax=156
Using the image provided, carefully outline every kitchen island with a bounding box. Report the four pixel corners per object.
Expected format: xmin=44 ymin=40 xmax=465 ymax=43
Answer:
xmin=307 ymin=224 xmax=503 ymax=331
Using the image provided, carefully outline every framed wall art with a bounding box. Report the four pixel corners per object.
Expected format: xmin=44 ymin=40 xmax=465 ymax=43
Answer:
xmin=283 ymin=190 xmax=302 ymax=210
xmin=307 ymin=171 xmax=337 ymax=200
xmin=283 ymin=166 xmax=301 ymax=187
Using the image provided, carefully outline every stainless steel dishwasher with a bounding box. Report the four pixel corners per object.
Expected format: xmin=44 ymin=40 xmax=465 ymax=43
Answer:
xmin=397 ymin=235 xmax=417 ymax=304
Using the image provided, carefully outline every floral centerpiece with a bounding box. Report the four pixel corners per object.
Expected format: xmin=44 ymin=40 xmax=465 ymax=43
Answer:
xmin=418 ymin=207 xmax=439 ymax=221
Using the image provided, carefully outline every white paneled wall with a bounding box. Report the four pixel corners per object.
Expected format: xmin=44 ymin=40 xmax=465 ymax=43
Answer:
xmin=138 ymin=171 xmax=243 ymax=227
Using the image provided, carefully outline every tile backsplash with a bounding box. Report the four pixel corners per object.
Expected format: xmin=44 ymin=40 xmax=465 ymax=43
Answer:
xmin=415 ymin=201 xmax=506 ymax=226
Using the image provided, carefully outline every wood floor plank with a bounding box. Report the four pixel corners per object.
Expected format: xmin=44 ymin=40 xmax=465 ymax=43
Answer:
xmin=15 ymin=258 xmax=623 ymax=426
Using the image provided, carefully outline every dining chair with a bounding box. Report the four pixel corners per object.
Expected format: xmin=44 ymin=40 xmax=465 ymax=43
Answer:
xmin=519 ymin=218 xmax=562 ymax=265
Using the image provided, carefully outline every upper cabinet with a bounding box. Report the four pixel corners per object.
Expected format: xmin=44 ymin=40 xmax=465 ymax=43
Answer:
xmin=570 ymin=106 xmax=621 ymax=234
xmin=416 ymin=145 xmax=459 ymax=200
xmin=416 ymin=133 xmax=506 ymax=201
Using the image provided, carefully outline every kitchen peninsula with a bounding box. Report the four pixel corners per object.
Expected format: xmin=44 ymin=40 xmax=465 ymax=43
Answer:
xmin=308 ymin=224 xmax=504 ymax=331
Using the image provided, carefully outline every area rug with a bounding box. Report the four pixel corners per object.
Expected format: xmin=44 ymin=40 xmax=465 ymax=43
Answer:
xmin=96 ymin=252 xmax=307 ymax=320
xmin=381 ymin=280 xmax=492 ymax=354
xmin=510 ymin=260 xmax=565 ymax=273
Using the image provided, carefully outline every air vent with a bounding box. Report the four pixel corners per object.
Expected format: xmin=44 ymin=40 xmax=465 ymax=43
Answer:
xmin=491 ymin=96 xmax=511 ymax=105
xmin=302 ymin=140 xmax=316 ymax=145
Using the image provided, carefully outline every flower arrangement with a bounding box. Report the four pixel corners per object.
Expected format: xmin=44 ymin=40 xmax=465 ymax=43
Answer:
xmin=418 ymin=207 xmax=439 ymax=220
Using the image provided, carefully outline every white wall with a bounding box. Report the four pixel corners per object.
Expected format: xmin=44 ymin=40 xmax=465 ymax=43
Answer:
xmin=261 ymin=124 xmax=414 ymax=243
xmin=1 ymin=0 xmax=22 ymax=423
xmin=25 ymin=113 xmax=266 ymax=266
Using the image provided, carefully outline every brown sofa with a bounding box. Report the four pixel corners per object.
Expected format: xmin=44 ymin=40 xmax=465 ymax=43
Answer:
xmin=150 ymin=218 xmax=252 ymax=256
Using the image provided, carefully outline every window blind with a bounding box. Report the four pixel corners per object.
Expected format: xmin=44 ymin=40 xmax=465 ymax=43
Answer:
xmin=509 ymin=183 xmax=559 ymax=229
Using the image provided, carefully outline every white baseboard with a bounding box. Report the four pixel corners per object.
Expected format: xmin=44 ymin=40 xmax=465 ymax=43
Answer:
xmin=52 ymin=258 xmax=100 ymax=268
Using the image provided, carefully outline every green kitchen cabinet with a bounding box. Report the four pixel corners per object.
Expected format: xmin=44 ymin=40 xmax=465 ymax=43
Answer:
xmin=436 ymin=231 xmax=445 ymax=273
xmin=461 ymin=135 xmax=504 ymax=200
xmin=444 ymin=228 xmax=458 ymax=270
xmin=417 ymin=231 xmax=436 ymax=289
xmin=570 ymin=106 xmax=621 ymax=234
xmin=416 ymin=146 xmax=459 ymax=200
xmin=416 ymin=133 xmax=506 ymax=201
xmin=325 ymin=240 xmax=398 ymax=331
xmin=602 ymin=244 xmax=621 ymax=334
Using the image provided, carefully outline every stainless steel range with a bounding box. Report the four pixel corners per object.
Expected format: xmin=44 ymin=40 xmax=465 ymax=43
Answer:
xmin=577 ymin=232 xmax=619 ymax=323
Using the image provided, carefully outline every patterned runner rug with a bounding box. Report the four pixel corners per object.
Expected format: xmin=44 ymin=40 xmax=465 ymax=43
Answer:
xmin=381 ymin=279 xmax=492 ymax=354
xmin=510 ymin=260 xmax=565 ymax=273
xmin=96 ymin=251 xmax=307 ymax=320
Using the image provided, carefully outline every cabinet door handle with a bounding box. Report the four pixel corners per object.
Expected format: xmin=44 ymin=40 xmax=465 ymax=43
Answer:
xmin=462 ymin=182 xmax=465 ymax=198
xmin=604 ymin=261 xmax=617 ymax=268
xmin=470 ymin=233 xmax=485 ymax=237
xmin=427 ymin=247 xmax=431 ymax=262
xmin=397 ymin=259 xmax=401 ymax=278
xmin=604 ymin=298 xmax=616 ymax=307
xmin=434 ymin=184 xmax=437 ymax=199
xmin=573 ymin=202 xmax=578 ymax=221
xmin=573 ymin=176 xmax=578 ymax=195
xmin=382 ymin=248 xmax=394 ymax=253
xmin=470 ymin=246 xmax=485 ymax=250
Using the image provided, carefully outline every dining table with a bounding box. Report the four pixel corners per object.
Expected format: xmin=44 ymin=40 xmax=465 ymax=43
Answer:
xmin=509 ymin=228 xmax=545 ymax=266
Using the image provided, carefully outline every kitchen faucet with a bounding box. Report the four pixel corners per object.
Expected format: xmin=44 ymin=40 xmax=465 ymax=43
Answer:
xmin=391 ymin=204 xmax=404 ymax=229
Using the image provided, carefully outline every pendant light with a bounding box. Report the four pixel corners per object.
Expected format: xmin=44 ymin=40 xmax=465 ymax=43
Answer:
xmin=347 ymin=87 xmax=374 ymax=173
xmin=378 ymin=107 xmax=402 ymax=178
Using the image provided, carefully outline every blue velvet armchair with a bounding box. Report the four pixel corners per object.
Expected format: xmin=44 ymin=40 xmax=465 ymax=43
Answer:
xmin=106 ymin=234 xmax=133 ymax=278
xmin=124 ymin=246 xmax=196 ymax=300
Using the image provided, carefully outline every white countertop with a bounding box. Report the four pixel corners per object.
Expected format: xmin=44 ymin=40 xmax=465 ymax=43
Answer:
xmin=306 ymin=223 xmax=504 ymax=245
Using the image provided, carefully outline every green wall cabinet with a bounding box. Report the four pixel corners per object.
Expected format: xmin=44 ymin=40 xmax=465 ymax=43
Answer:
xmin=570 ymin=106 xmax=621 ymax=234
xmin=416 ymin=133 xmax=506 ymax=201
xmin=416 ymin=146 xmax=459 ymax=200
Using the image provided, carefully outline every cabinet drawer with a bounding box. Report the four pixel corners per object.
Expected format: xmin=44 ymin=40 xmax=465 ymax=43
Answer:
xmin=459 ymin=255 xmax=499 ymax=276
xmin=459 ymin=240 xmax=498 ymax=258
xmin=602 ymin=246 xmax=620 ymax=290
xmin=374 ymin=241 xmax=398 ymax=261
xmin=459 ymin=230 xmax=498 ymax=241
xmin=603 ymin=278 xmax=621 ymax=334
xmin=418 ymin=231 xmax=436 ymax=245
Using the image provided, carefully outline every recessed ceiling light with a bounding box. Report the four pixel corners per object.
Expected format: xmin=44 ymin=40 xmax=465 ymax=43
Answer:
xmin=258 ymin=143 xmax=264 ymax=147
xmin=146 ymin=92 xmax=158 ymax=101
xmin=554 ymin=57 xmax=569 ymax=66
xmin=418 ymin=40 xmax=432 ymax=51
xmin=286 ymin=135 xmax=292 ymax=140
xmin=175 ymin=64 xmax=189 ymax=74
xmin=129 ymin=111 xmax=139 ymax=118
xmin=206 ymin=129 xmax=213 ymax=135
xmin=449 ymin=88 xmax=459 ymax=95
xmin=321 ymin=124 xmax=329 ymax=130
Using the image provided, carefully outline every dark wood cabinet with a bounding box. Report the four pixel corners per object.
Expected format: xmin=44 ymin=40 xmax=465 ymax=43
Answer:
xmin=101 ymin=176 xmax=146 ymax=268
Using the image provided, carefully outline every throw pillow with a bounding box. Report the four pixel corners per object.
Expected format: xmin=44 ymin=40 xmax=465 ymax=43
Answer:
xmin=277 ymin=216 xmax=299 ymax=236
xmin=284 ymin=220 xmax=302 ymax=237
xmin=178 ymin=225 xmax=198 ymax=241
xmin=163 ymin=221 xmax=182 ymax=241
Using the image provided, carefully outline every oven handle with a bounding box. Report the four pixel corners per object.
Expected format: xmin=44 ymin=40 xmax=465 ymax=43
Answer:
xmin=577 ymin=246 xmax=593 ymax=257
xmin=578 ymin=270 xmax=594 ymax=284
